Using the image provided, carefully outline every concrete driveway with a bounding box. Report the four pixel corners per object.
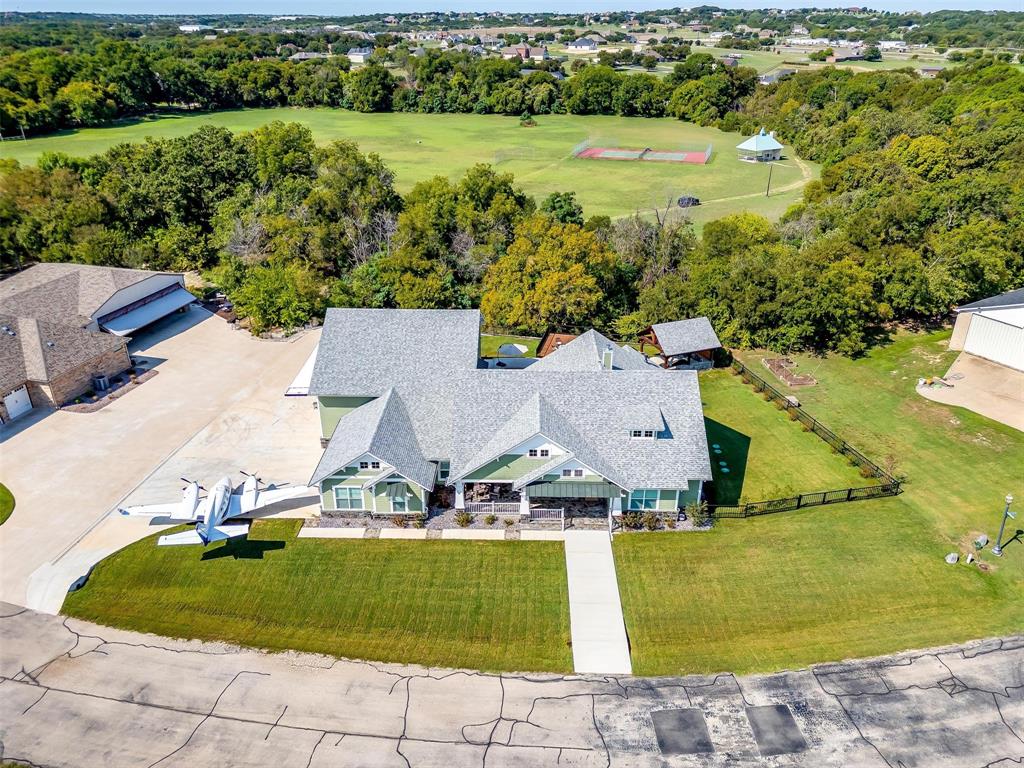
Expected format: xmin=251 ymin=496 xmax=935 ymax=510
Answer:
xmin=1 ymin=606 xmax=1021 ymax=767
xmin=919 ymin=353 xmax=1024 ymax=432
xmin=0 ymin=309 xmax=321 ymax=611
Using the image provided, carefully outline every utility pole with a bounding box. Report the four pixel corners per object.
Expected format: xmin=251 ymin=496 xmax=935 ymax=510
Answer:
xmin=765 ymin=162 xmax=774 ymax=197
xmin=992 ymin=494 xmax=1015 ymax=556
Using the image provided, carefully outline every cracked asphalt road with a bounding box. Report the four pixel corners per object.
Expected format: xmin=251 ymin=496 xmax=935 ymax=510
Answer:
xmin=1 ymin=605 xmax=1021 ymax=767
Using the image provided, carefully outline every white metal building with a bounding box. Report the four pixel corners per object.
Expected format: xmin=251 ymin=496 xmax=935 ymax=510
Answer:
xmin=950 ymin=289 xmax=1024 ymax=373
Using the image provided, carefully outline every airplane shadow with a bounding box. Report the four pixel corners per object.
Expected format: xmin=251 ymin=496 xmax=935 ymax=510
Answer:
xmin=200 ymin=538 xmax=286 ymax=561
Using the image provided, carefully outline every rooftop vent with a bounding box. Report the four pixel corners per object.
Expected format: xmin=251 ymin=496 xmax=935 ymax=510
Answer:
xmin=46 ymin=341 xmax=55 ymax=348
xmin=601 ymin=344 xmax=614 ymax=370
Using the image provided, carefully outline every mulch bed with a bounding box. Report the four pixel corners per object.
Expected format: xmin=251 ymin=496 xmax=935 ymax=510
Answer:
xmin=60 ymin=369 xmax=159 ymax=413
xmin=763 ymin=357 xmax=817 ymax=387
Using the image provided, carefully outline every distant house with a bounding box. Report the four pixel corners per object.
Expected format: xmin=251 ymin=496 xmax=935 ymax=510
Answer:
xmin=759 ymin=29 xmax=778 ymax=39
xmin=346 ymin=47 xmax=374 ymax=64
xmin=826 ymin=47 xmax=864 ymax=63
xmin=879 ymin=40 xmax=907 ymax=52
xmin=737 ymin=128 xmax=784 ymax=162
xmin=289 ymin=51 xmax=331 ymax=62
xmin=949 ymin=288 xmax=1024 ymax=372
xmin=921 ymin=66 xmax=944 ymax=78
xmin=719 ymin=56 xmax=739 ymax=68
xmin=792 ymin=24 xmax=810 ymax=35
xmin=479 ymin=34 xmax=501 ymax=47
xmin=759 ymin=67 xmax=796 ymax=85
xmin=501 ymin=43 xmax=549 ymax=62
xmin=178 ymin=24 xmax=211 ymax=33
xmin=567 ymin=38 xmax=598 ymax=52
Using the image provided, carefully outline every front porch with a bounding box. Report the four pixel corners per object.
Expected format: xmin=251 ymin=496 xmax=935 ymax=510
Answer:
xmin=451 ymin=480 xmax=625 ymax=529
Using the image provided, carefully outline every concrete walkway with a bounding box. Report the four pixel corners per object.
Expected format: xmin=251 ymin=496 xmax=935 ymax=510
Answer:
xmin=563 ymin=531 xmax=632 ymax=675
xmin=3 ymin=606 xmax=1021 ymax=767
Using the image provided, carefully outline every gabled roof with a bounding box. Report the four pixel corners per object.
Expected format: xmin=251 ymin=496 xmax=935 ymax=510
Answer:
xmin=0 ymin=263 xmax=172 ymax=327
xmin=448 ymin=370 xmax=711 ymax=491
xmin=530 ymin=329 xmax=651 ymax=372
xmin=309 ymin=308 xmax=481 ymax=397
xmin=0 ymin=313 xmax=125 ymax=395
xmin=309 ymin=389 xmax=437 ymax=489
xmin=650 ymin=317 xmax=722 ymax=356
xmin=449 ymin=387 xmax=629 ymax=488
xmin=736 ymin=128 xmax=784 ymax=153
xmin=956 ymin=288 xmax=1024 ymax=313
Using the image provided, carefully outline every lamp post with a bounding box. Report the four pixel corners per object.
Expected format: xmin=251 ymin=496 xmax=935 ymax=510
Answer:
xmin=992 ymin=494 xmax=1015 ymax=557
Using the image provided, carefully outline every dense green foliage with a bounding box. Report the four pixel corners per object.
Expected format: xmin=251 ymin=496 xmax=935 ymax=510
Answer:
xmin=2 ymin=56 xmax=1021 ymax=352
xmin=0 ymin=483 xmax=13 ymax=527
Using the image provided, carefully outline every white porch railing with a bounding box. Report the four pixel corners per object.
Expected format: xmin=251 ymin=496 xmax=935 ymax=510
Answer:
xmin=464 ymin=501 xmax=520 ymax=516
xmin=529 ymin=507 xmax=565 ymax=530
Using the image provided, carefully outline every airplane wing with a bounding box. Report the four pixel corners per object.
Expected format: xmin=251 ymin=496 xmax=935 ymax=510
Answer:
xmin=157 ymin=524 xmax=249 ymax=547
xmin=121 ymin=502 xmax=192 ymax=518
xmin=228 ymin=485 xmax=313 ymax=515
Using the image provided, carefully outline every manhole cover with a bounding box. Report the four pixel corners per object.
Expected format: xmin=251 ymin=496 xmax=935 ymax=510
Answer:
xmin=746 ymin=704 xmax=807 ymax=756
xmin=651 ymin=708 xmax=714 ymax=755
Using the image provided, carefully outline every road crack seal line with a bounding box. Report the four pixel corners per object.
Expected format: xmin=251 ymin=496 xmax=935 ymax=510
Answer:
xmin=146 ymin=669 xmax=270 ymax=768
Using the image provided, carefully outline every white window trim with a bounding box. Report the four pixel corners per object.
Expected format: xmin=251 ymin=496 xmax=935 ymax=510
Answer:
xmin=390 ymin=492 xmax=408 ymax=513
xmin=333 ymin=486 xmax=364 ymax=510
xmin=628 ymin=489 xmax=659 ymax=511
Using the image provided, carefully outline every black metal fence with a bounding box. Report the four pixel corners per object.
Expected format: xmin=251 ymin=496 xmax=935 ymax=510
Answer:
xmin=707 ymin=360 xmax=902 ymax=519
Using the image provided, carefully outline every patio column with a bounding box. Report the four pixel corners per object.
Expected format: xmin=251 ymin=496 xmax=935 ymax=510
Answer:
xmin=609 ymin=494 xmax=623 ymax=517
xmin=454 ymin=481 xmax=465 ymax=510
xmin=519 ymin=491 xmax=529 ymax=516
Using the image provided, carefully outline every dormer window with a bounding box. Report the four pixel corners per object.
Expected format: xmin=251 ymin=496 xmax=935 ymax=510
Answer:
xmin=540 ymin=449 xmax=550 ymax=457
xmin=528 ymin=449 xmax=538 ymax=457
xmin=562 ymin=469 xmax=572 ymax=477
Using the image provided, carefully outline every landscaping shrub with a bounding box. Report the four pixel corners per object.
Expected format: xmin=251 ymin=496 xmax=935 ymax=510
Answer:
xmin=393 ymin=516 xmax=409 ymax=528
xmin=455 ymin=511 xmax=473 ymax=528
xmin=484 ymin=514 xmax=498 ymax=526
xmin=413 ymin=512 xmax=427 ymax=529
xmin=503 ymin=517 xmax=516 ymax=527
xmin=687 ymin=500 xmax=710 ymax=528
xmin=622 ymin=512 xmax=642 ymax=530
xmin=642 ymin=511 xmax=661 ymax=531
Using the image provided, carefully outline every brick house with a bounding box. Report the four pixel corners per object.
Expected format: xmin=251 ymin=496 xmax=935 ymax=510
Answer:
xmin=0 ymin=263 xmax=194 ymax=423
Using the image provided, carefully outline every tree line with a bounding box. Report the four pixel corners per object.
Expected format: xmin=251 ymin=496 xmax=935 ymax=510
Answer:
xmin=3 ymin=56 xmax=1022 ymax=355
xmin=0 ymin=24 xmax=758 ymax=136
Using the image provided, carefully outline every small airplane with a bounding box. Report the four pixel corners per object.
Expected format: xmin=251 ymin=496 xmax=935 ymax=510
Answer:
xmin=120 ymin=472 xmax=311 ymax=546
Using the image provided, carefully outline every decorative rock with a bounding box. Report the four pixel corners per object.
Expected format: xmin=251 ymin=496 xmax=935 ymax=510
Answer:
xmin=974 ymin=534 xmax=989 ymax=549
xmin=966 ymin=552 xmax=975 ymax=564
xmin=945 ymin=552 xmax=959 ymax=565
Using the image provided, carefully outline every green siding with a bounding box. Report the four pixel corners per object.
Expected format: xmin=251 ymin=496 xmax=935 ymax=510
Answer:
xmin=464 ymin=454 xmax=552 ymax=482
xmin=657 ymin=490 xmax=679 ymax=511
xmin=318 ymin=396 xmax=375 ymax=439
xmin=540 ymin=473 xmax=605 ymax=483
xmin=322 ymin=472 xmax=425 ymax=514
xmin=321 ymin=474 xmax=374 ymax=511
xmin=677 ymin=483 xmax=701 ymax=508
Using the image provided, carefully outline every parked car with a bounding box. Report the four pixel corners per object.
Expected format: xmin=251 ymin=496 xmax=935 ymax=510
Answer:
xmin=678 ymin=195 xmax=701 ymax=208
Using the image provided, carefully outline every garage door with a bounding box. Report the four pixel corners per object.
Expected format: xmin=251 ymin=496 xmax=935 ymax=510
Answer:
xmin=964 ymin=312 xmax=1024 ymax=372
xmin=3 ymin=385 xmax=33 ymax=421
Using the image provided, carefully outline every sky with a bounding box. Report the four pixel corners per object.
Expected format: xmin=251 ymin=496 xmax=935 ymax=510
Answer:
xmin=10 ymin=0 xmax=1024 ymax=15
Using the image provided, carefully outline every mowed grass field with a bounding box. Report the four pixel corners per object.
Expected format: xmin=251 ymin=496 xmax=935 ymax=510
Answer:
xmin=64 ymin=519 xmax=573 ymax=673
xmin=616 ymin=331 xmax=1024 ymax=676
xmin=0 ymin=110 xmax=815 ymax=223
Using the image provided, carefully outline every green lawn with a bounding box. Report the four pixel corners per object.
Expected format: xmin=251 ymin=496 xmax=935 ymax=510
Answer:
xmin=0 ymin=110 xmax=816 ymax=223
xmin=701 ymin=369 xmax=867 ymax=504
xmin=0 ymin=483 xmax=13 ymax=526
xmin=64 ymin=519 xmax=573 ymax=673
xmin=479 ymin=333 xmax=540 ymax=358
xmin=616 ymin=330 xmax=1024 ymax=676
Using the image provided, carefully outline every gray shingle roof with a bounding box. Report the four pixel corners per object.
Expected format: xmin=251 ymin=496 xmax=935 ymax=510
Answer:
xmin=0 ymin=313 xmax=125 ymax=395
xmin=957 ymin=288 xmax=1024 ymax=312
xmin=651 ymin=317 xmax=722 ymax=356
xmin=530 ymin=329 xmax=652 ymax=372
xmin=309 ymin=389 xmax=437 ymax=489
xmin=309 ymin=308 xmax=481 ymax=397
xmin=0 ymin=263 xmax=172 ymax=327
xmin=447 ymin=370 xmax=711 ymax=491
